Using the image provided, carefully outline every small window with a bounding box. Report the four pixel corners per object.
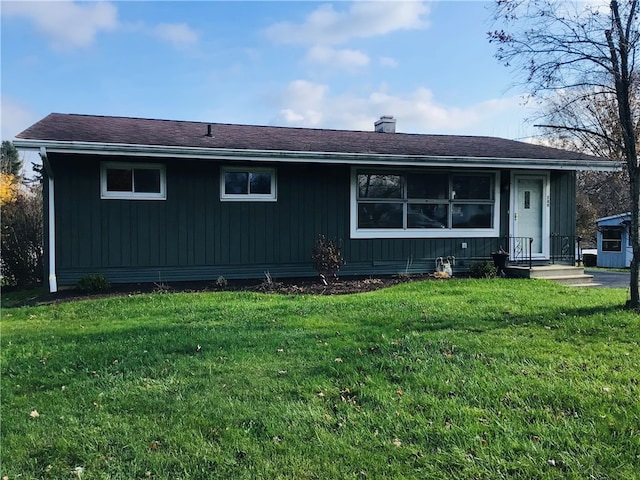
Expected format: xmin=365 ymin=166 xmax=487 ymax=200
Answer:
xmin=221 ymin=167 xmax=276 ymax=201
xmin=101 ymin=162 xmax=166 ymax=200
xmin=602 ymin=228 xmax=623 ymax=252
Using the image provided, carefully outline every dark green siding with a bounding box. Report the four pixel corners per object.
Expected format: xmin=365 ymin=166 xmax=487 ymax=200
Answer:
xmin=550 ymin=171 xmax=576 ymax=237
xmin=49 ymin=154 xmax=574 ymax=285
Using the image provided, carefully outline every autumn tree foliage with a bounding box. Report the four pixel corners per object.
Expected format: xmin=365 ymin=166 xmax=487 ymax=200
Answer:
xmin=489 ymin=0 xmax=640 ymax=309
xmin=1 ymin=141 xmax=43 ymax=287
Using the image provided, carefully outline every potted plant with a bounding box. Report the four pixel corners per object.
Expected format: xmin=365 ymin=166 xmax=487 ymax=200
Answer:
xmin=491 ymin=247 xmax=509 ymax=276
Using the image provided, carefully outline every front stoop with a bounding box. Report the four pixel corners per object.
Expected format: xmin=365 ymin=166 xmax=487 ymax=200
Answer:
xmin=505 ymin=265 xmax=599 ymax=287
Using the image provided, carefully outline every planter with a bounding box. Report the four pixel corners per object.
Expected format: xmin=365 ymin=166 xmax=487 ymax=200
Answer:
xmin=491 ymin=252 xmax=509 ymax=276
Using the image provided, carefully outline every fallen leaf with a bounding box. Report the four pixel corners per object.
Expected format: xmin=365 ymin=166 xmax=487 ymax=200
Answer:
xmin=150 ymin=441 xmax=160 ymax=451
xmin=547 ymin=459 xmax=556 ymax=467
xmin=602 ymin=387 xmax=611 ymax=393
xmin=317 ymin=392 xmax=325 ymax=398
xmin=392 ymin=438 xmax=402 ymax=447
xmin=196 ymin=345 xmax=202 ymax=352
xmin=532 ymin=436 xmax=541 ymax=443
xmin=334 ymin=358 xmax=343 ymax=363
xmin=396 ymin=389 xmax=403 ymax=397
xmin=30 ymin=409 xmax=39 ymax=418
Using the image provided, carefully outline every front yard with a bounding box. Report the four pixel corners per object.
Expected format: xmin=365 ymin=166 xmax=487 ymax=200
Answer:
xmin=1 ymin=279 xmax=638 ymax=479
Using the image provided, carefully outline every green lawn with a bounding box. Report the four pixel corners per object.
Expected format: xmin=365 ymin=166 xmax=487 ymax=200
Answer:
xmin=1 ymin=279 xmax=639 ymax=479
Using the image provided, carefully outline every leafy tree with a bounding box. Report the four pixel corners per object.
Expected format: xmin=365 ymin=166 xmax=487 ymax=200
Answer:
xmin=0 ymin=173 xmax=19 ymax=206
xmin=0 ymin=141 xmax=42 ymax=288
xmin=1 ymin=140 xmax=23 ymax=177
xmin=489 ymin=0 xmax=640 ymax=309
xmin=1 ymin=182 xmax=43 ymax=287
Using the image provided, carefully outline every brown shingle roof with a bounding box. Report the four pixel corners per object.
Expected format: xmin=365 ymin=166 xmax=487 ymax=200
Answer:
xmin=16 ymin=112 xmax=606 ymax=161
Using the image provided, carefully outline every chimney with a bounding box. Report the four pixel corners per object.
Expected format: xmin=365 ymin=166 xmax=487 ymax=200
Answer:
xmin=374 ymin=115 xmax=396 ymax=133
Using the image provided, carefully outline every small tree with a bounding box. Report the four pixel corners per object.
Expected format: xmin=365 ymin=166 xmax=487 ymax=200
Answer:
xmin=1 ymin=140 xmax=22 ymax=177
xmin=311 ymin=234 xmax=344 ymax=284
xmin=1 ymin=183 xmax=43 ymax=287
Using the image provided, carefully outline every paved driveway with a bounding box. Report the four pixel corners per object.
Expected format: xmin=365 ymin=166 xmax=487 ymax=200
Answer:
xmin=586 ymin=269 xmax=630 ymax=288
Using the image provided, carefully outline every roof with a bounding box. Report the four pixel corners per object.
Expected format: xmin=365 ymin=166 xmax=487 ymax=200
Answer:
xmin=597 ymin=212 xmax=631 ymax=226
xmin=14 ymin=113 xmax=620 ymax=171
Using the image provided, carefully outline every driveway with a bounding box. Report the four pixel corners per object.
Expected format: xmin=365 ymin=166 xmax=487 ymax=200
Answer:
xmin=585 ymin=269 xmax=630 ymax=288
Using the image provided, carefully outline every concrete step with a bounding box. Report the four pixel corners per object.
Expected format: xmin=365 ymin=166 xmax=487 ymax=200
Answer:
xmin=505 ymin=265 xmax=596 ymax=286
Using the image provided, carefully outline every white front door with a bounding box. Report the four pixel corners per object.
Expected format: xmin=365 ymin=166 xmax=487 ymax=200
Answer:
xmin=512 ymin=174 xmax=549 ymax=259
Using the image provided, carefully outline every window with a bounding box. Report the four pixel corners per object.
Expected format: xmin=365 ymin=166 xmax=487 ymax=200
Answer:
xmin=602 ymin=228 xmax=623 ymax=252
xmin=101 ymin=162 xmax=166 ymax=200
xmin=221 ymin=167 xmax=276 ymax=201
xmin=352 ymin=169 xmax=498 ymax=238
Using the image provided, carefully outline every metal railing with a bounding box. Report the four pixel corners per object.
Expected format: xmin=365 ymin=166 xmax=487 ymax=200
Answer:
xmin=551 ymin=234 xmax=582 ymax=265
xmin=500 ymin=236 xmax=533 ymax=269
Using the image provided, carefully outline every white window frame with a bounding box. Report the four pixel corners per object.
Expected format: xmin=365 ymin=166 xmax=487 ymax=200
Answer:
xmin=220 ymin=166 xmax=277 ymax=202
xmin=350 ymin=167 xmax=500 ymax=239
xmin=601 ymin=228 xmax=623 ymax=252
xmin=101 ymin=162 xmax=166 ymax=200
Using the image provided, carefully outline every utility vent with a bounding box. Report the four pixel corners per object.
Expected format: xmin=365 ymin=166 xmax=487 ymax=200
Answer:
xmin=374 ymin=115 xmax=396 ymax=133
xmin=206 ymin=124 xmax=213 ymax=137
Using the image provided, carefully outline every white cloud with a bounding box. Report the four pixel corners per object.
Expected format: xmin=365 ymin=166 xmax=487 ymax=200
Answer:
xmin=265 ymin=1 xmax=430 ymax=46
xmin=0 ymin=97 xmax=39 ymax=141
xmin=153 ymin=23 xmax=198 ymax=48
xmin=305 ymin=46 xmax=369 ymax=71
xmin=275 ymin=80 xmax=328 ymax=127
xmin=3 ymin=1 xmax=118 ymax=50
xmin=273 ymin=80 xmax=535 ymax=138
xmin=378 ymin=56 xmax=399 ymax=68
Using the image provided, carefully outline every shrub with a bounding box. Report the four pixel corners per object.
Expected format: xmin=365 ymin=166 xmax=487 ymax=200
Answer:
xmin=311 ymin=234 xmax=344 ymax=284
xmin=76 ymin=273 xmax=110 ymax=293
xmin=1 ymin=186 xmax=43 ymax=288
xmin=468 ymin=261 xmax=497 ymax=279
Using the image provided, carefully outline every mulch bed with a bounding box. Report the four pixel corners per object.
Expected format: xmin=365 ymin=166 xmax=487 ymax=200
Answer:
xmin=9 ymin=274 xmax=446 ymax=307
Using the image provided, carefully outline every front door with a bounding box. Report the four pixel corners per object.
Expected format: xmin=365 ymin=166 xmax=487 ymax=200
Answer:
xmin=512 ymin=174 xmax=549 ymax=259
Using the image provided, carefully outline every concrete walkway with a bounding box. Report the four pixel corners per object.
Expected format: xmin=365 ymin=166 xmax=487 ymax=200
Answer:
xmin=585 ymin=269 xmax=630 ymax=289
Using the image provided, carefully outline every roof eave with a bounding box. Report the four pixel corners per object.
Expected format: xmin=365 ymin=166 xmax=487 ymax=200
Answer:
xmin=13 ymin=139 xmax=622 ymax=172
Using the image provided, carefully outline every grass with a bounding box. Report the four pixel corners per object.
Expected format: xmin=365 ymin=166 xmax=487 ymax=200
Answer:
xmin=1 ymin=279 xmax=639 ymax=479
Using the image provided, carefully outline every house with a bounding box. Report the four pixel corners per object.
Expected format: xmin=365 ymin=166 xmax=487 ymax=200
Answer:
xmin=14 ymin=113 xmax=619 ymax=292
xmin=596 ymin=213 xmax=633 ymax=268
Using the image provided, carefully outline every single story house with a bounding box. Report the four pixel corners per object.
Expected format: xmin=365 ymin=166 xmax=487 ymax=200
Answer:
xmin=14 ymin=113 xmax=619 ymax=292
xmin=596 ymin=212 xmax=633 ymax=268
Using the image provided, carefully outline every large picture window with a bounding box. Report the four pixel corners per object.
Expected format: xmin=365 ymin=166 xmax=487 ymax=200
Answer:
xmin=101 ymin=162 xmax=166 ymax=200
xmin=352 ymin=169 xmax=499 ymax=238
xmin=220 ymin=167 xmax=277 ymax=201
xmin=601 ymin=228 xmax=623 ymax=252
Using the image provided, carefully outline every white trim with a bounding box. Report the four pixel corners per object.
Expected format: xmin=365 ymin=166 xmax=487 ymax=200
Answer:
xmin=13 ymin=139 xmax=621 ymax=172
xmin=220 ymin=166 xmax=277 ymax=202
xmin=350 ymin=167 xmax=500 ymax=239
xmin=100 ymin=162 xmax=166 ymax=200
xmin=510 ymin=172 xmax=550 ymax=259
xmin=40 ymin=147 xmax=57 ymax=293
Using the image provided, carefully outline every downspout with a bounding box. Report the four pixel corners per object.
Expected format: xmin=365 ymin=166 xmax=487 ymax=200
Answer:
xmin=40 ymin=147 xmax=57 ymax=293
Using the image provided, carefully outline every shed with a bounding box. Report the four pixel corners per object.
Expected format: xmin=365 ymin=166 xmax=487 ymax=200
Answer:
xmin=596 ymin=213 xmax=633 ymax=268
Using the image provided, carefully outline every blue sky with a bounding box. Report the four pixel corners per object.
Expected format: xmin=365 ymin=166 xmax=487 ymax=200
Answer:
xmin=2 ymin=1 xmax=539 ymax=145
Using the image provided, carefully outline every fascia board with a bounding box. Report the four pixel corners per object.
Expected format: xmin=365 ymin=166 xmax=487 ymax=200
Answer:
xmin=13 ymin=139 xmax=622 ymax=172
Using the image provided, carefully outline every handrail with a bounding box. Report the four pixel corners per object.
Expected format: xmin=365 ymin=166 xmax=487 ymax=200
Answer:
xmin=501 ymin=236 xmax=533 ymax=269
xmin=551 ymin=234 xmax=582 ymax=265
